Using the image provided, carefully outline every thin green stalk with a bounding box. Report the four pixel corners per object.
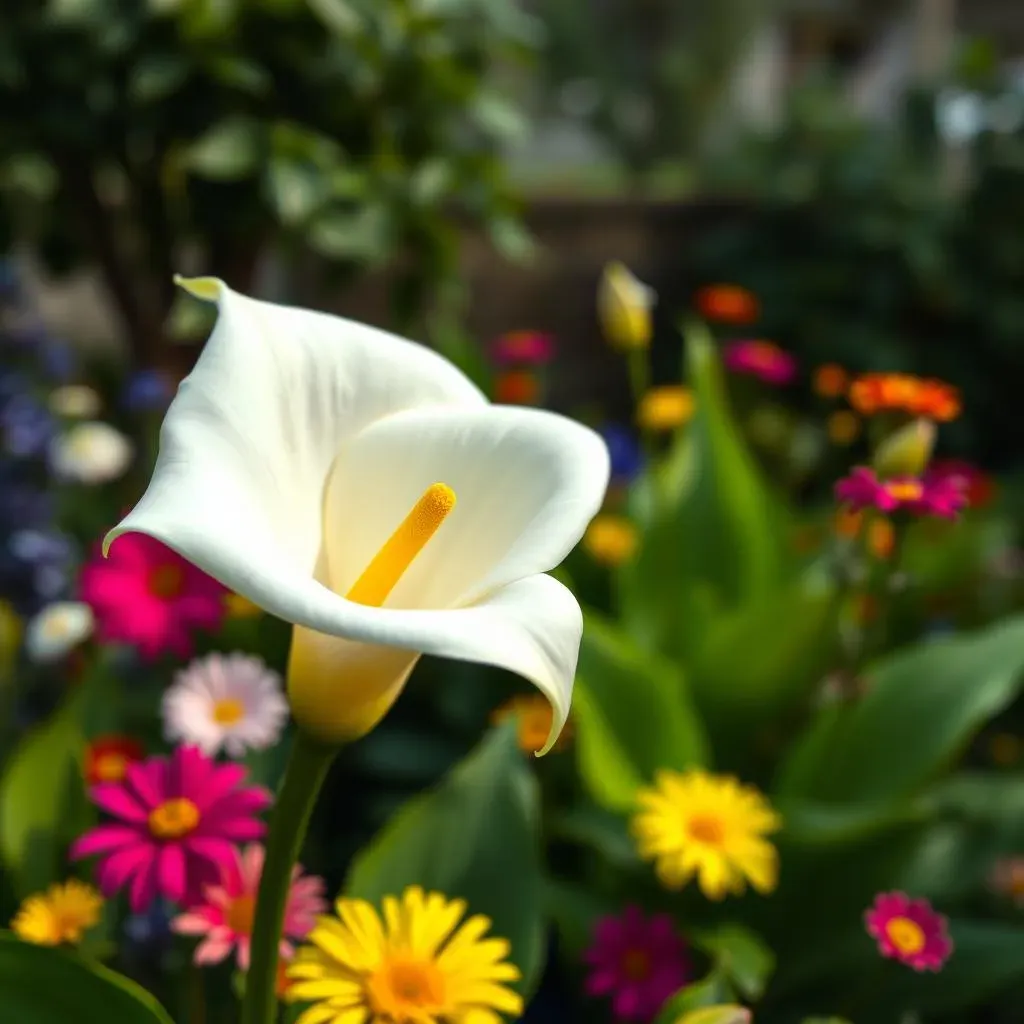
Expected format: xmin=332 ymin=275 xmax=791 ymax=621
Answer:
xmin=241 ymin=731 xmax=337 ymax=1024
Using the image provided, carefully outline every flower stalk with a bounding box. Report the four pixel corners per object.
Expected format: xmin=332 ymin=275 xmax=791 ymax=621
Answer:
xmin=241 ymin=730 xmax=337 ymax=1024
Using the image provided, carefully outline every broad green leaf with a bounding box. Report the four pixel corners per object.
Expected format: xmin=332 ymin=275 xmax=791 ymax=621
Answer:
xmin=776 ymin=797 xmax=927 ymax=847
xmin=689 ymin=579 xmax=840 ymax=732
xmin=309 ymin=205 xmax=391 ymax=262
xmin=691 ymin=925 xmax=774 ymax=1000
xmin=574 ymin=611 xmax=709 ymax=811
xmin=677 ymin=325 xmax=787 ymax=607
xmin=0 ymin=690 xmax=86 ymax=895
xmin=776 ymin=614 xmax=1024 ymax=803
xmin=346 ymin=723 xmax=545 ymax=996
xmin=0 ymin=933 xmax=173 ymax=1024
xmin=551 ymin=804 xmax=640 ymax=868
xmin=654 ymin=972 xmax=736 ymax=1024
xmin=544 ymin=878 xmax=617 ymax=959
xmin=129 ymin=54 xmax=189 ymax=103
xmin=870 ymin=920 xmax=1024 ymax=1015
xmin=184 ymin=118 xmax=263 ymax=180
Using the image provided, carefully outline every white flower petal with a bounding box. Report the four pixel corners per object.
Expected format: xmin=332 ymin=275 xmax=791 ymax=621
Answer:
xmin=25 ymin=601 xmax=94 ymax=663
xmin=324 ymin=404 xmax=610 ymax=608
xmin=106 ymin=277 xmax=485 ymax=573
xmin=288 ymin=573 xmax=581 ymax=753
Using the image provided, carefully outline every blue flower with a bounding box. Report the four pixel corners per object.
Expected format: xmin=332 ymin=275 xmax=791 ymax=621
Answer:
xmin=1 ymin=393 xmax=55 ymax=458
xmin=599 ymin=423 xmax=643 ymax=482
xmin=122 ymin=368 xmax=175 ymax=412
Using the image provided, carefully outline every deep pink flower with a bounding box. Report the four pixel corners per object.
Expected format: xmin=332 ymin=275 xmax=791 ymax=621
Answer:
xmin=79 ymin=533 xmax=226 ymax=659
xmin=584 ymin=905 xmax=690 ymax=1022
xmin=723 ymin=340 xmax=796 ymax=385
xmin=491 ymin=330 xmax=555 ymax=367
xmin=927 ymin=459 xmax=995 ymax=508
xmin=864 ymin=891 xmax=952 ymax=972
xmin=172 ymin=843 xmax=326 ymax=969
xmin=835 ymin=467 xmax=966 ymax=519
xmin=71 ymin=746 xmax=272 ymax=912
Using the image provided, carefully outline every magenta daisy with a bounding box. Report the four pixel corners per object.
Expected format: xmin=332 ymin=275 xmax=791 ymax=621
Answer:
xmin=723 ymin=340 xmax=796 ymax=385
xmin=172 ymin=843 xmax=326 ymax=969
xmin=162 ymin=652 xmax=289 ymax=758
xmin=864 ymin=891 xmax=952 ymax=972
xmin=79 ymin=533 xmax=226 ymax=660
xmin=584 ymin=905 xmax=691 ymax=1022
xmin=835 ymin=467 xmax=966 ymax=519
xmin=71 ymin=745 xmax=272 ymax=912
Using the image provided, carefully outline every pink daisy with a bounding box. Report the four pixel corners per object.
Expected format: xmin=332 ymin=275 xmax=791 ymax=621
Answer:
xmin=79 ymin=533 xmax=226 ymax=660
xmin=71 ymin=746 xmax=272 ymax=912
xmin=490 ymin=330 xmax=555 ymax=367
xmin=162 ymin=652 xmax=289 ymax=758
xmin=865 ymin=891 xmax=952 ymax=972
xmin=835 ymin=467 xmax=967 ymax=519
xmin=926 ymin=459 xmax=995 ymax=508
xmin=172 ymin=843 xmax=326 ymax=969
xmin=584 ymin=905 xmax=691 ymax=1022
xmin=723 ymin=340 xmax=797 ymax=385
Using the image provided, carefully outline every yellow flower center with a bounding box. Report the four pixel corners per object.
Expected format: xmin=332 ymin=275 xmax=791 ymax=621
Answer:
xmin=687 ymin=813 xmax=726 ymax=846
xmin=225 ymin=894 xmax=256 ymax=936
xmin=149 ymin=564 xmax=185 ymax=599
xmin=211 ymin=697 xmax=245 ymax=725
xmin=346 ymin=483 xmax=457 ymax=607
xmin=885 ymin=480 xmax=924 ymax=502
xmin=367 ymin=957 xmax=447 ymax=1019
xmin=622 ymin=949 xmax=651 ymax=980
xmin=148 ymin=797 xmax=200 ymax=840
xmin=94 ymin=752 xmax=128 ymax=782
xmin=584 ymin=516 xmax=638 ymax=566
xmin=885 ymin=916 xmax=925 ymax=955
xmin=637 ymin=386 xmax=694 ymax=432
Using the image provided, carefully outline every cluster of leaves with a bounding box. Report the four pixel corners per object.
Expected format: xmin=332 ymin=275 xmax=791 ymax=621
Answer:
xmin=689 ymin=75 xmax=1024 ymax=470
xmin=551 ymin=330 xmax=1024 ymax=1022
xmin=0 ymin=0 xmax=535 ymax=361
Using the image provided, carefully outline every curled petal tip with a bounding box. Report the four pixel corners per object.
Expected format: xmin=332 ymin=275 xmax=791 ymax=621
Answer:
xmin=173 ymin=275 xmax=224 ymax=303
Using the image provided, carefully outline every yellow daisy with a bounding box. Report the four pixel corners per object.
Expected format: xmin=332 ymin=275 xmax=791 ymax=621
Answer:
xmin=583 ymin=515 xmax=638 ymax=567
xmin=287 ymin=885 xmax=524 ymax=1024
xmin=631 ymin=769 xmax=782 ymax=900
xmin=10 ymin=879 xmax=103 ymax=946
xmin=637 ymin=386 xmax=695 ymax=433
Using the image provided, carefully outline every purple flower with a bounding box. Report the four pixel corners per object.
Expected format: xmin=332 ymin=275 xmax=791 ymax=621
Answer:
xmin=599 ymin=424 xmax=644 ymax=483
xmin=835 ymin=467 xmax=967 ymax=519
xmin=123 ymin=369 xmax=175 ymax=412
xmin=584 ymin=906 xmax=690 ymax=1022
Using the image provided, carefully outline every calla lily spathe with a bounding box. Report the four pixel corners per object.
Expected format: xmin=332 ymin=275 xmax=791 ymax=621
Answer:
xmin=106 ymin=278 xmax=610 ymax=753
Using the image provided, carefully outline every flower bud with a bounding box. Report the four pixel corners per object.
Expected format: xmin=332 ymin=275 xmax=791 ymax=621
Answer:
xmin=675 ymin=1006 xmax=752 ymax=1024
xmin=598 ymin=262 xmax=655 ymax=350
xmin=873 ymin=418 xmax=936 ymax=479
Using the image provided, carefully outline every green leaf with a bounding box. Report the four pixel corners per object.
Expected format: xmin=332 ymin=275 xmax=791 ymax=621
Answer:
xmin=346 ymin=722 xmax=545 ymax=996
xmin=183 ymin=118 xmax=263 ymax=180
xmin=0 ymin=691 xmax=85 ymax=895
xmin=544 ymin=878 xmax=617 ymax=959
xmin=488 ymin=214 xmax=536 ymax=263
xmin=675 ymin=1008 xmax=751 ymax=1024
xmin=471 ymin=93 xmax=529 ymax=144
xmin=309 ymin=205 xmax=391 ymax=262
xmin=267 ymin=158 xmax=328 ymax=225
xmin=574 ymin=611 xmax=709 ymax=811
xmin=691 ymin=925 xmax=774 ymax=1001
xmin=871 ymin=920 xmax=1024 ymax=1015
xmin=689 ymin=579 xmax=840 ymax=730
xmin=678 ymin=325 xmax=787 ymax=607
xmin=129 ymin=55 xmax=190 ymax=103
xmin=306 ymin=0 xmax=360 ymax=34
xmin=654 ymin=972 xmax=736 ymax=1024
xmin=0 ymin=933 xmax=173 ymax=1023
xmin=777 ymin=614 xmax=1024 ymax=803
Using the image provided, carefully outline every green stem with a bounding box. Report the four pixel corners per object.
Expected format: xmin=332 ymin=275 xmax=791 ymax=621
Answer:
xmin=241 ymin=731 xmax=338 ymax=1024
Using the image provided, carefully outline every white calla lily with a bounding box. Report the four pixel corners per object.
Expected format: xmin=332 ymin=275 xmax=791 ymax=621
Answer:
xmin=106 ymin=278 xmax=609 ymax=752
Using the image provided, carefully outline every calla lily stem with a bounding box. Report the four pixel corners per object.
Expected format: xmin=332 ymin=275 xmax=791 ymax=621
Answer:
xmin=241 ymin=730 xmax=337 ymax=1024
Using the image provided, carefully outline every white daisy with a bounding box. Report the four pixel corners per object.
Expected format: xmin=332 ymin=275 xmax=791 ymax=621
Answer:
xmin=162 ymin=652 xmax=289 ymax=757
xmin=51 ymin=421 xmax=133 ymax=484
xmin=25 ymin=601 xmax=94 ymax=663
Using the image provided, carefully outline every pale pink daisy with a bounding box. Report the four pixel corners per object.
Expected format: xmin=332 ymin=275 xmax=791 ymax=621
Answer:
xmin=162 ymin=652 xmax=289 ymax=758
xmin=172 ymin=843 xmax=326 ymax=969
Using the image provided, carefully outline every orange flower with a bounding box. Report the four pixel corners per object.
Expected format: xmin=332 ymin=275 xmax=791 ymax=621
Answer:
xmin=827 ymin=411 xmax=861 ymax=445
xmin=869 ymin=518 xmax=895 ymax=559
xmin=834 ymin=506 xmax=864 ymax=538
xmin=848 ymin=373 xmax=960 ymax=422
xmin=813 ymin=364 xmax=849 ymax=398
xmin=84 ymin=735 xmax=144 ymax=786
xmin=494 ymin=370 xmax=540 ymax=405
xmin=695 ymin=285 xmax=759 ymax=325
xmin=492 ymin=693 xmax=572 ymax=753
